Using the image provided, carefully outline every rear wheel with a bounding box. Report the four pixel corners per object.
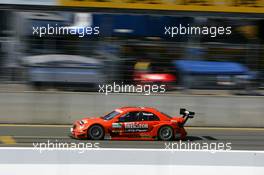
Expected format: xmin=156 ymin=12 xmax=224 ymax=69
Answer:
xmin=88 ymin=125 xmax=105 ymax=140
xmin=158 ymin=126 xmax=174 ymax=141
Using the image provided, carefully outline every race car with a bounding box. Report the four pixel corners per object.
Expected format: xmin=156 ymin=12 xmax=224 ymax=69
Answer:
xmin=70 ymin=107 xmax=195 ymax=141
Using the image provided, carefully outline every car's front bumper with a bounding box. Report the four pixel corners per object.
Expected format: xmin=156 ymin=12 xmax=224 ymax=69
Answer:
xmin=70 ymin=125 xmax=87 ymax=139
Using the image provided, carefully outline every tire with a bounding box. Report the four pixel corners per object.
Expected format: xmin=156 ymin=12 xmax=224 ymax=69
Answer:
xmin=88 ymin=125 xmax=105 ymax=140
xmin=158 ymin=126 xmax=174 ymax=141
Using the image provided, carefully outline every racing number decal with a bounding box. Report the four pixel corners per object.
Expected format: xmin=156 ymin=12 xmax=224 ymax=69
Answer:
xmin=124 ymin=122 xmax=148 ymax=132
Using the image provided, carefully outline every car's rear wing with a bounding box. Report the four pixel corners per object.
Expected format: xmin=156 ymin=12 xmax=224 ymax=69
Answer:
xmin=180 ymin=108 xmax=195 ymax=126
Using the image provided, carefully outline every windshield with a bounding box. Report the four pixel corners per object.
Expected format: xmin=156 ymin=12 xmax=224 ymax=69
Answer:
xmin=102 ymin=111 xmax=120 ymax=120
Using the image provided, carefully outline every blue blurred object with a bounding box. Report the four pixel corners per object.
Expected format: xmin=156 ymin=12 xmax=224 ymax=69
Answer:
xmin=174 ymin=60 xmax=250 ymax=75
xmin=23 ymin=54 xmax=106 ymax=90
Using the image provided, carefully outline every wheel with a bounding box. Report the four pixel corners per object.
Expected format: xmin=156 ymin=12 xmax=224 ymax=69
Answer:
xmin=88 ymin=125 xmax=105 ymax=140
xmin=158 ymin=126 xmax=174 ymax=141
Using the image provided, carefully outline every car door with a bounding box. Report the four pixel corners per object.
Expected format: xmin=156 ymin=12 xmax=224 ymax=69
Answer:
xmin=111 ymin=111 xmax=139 ymax=137
xmin=111 ymin=111 xmax=160 ymax=138
xmin=110 ymin=111 xmax=146 ymax=138
xmin=139 ymin=111 xmax=160 ymax=133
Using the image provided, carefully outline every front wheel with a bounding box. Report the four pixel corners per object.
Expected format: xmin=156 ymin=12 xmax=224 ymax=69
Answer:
xmin=158 ymin=126 xmax=174 ymax=141
xmin=88 ymin=125 xmax=105 ymax=140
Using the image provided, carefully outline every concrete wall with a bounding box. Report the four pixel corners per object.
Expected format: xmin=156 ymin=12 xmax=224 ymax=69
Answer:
xmin=1 ymin=148 xmax=264 ymax=175
xmin=0 ymin=92 xmax=263 ymax=127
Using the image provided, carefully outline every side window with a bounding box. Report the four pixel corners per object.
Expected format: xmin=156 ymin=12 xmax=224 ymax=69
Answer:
xmin=140 ymin=112 xmax=160 ymax=121
xmin=119 ymin=112 xmax=140 ymax=122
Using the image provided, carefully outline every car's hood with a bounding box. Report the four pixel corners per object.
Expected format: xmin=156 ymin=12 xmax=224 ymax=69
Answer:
xmin=80 ymin=117 xmax=103 ymax=123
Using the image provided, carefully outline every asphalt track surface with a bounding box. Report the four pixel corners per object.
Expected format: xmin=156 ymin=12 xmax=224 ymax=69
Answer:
xmin=0 ymin=124 xmax=264 ymax=151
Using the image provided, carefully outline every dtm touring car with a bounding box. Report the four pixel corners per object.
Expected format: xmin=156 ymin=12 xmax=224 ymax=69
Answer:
xmin=70 ymin=107 xmax=195 ymax=141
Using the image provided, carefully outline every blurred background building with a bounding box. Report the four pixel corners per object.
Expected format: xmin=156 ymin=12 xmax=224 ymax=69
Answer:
xmin=0 ymin=0 xmax=264 ymax=93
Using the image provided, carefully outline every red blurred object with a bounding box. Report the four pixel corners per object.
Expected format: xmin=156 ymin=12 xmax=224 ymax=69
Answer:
xmin=134 ymin=72 xmax=176 ymax=83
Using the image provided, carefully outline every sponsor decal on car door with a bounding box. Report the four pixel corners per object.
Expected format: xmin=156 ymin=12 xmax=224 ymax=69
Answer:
xmin=124 ymin=122 xmax=149 ymax=133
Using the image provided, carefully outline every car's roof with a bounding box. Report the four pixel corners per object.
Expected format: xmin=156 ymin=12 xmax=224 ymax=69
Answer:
xmin=116 ymin=106 xmax=158 ymax=113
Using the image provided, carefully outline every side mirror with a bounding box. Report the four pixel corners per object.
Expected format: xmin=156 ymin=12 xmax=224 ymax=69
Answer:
xmin=118 ymin=117 xmax=124 ymax=122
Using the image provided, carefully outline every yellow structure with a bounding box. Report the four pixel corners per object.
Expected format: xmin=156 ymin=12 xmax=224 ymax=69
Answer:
xmin=58 ymin=0 xmax=264 ymax=13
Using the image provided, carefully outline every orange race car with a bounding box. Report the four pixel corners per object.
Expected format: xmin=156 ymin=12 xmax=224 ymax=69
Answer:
xmin=70 ymin=107 xmax=195 ymax=141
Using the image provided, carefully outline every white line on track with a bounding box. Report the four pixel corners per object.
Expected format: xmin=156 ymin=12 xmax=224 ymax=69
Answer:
xmin=185 ymin=127 xmax=264 ymax=131
xmin=0 ymin=147 xmax=264 ymax=153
